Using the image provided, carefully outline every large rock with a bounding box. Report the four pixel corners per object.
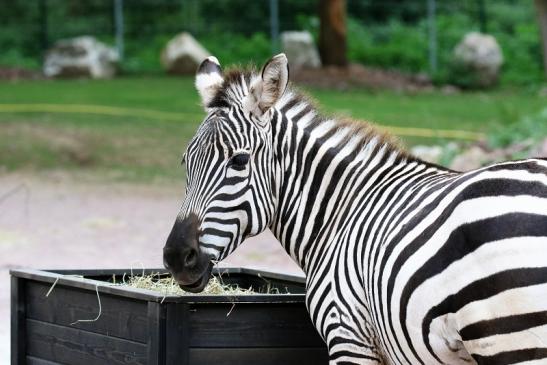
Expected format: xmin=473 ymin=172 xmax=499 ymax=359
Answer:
xmin=43 ymin=36 xmax=119 ymax=79
xmin=453 ymin=32 xmax=503 ymax=88
xmin=161 ymin=33 xmax=211 ymax=75
xmin=450 ymin=146 xmax=490 ymax=171
xmin=529 ymin=138 xmax=547 ymax=158
xmin=281 ymin=31 xmax=321 ymax=70
xmin=410 ymin=145 xmax=443 ymax=164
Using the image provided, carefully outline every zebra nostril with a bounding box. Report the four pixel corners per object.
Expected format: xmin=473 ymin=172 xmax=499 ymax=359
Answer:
xmin=184 ymin=249 xmax=198 ymax=267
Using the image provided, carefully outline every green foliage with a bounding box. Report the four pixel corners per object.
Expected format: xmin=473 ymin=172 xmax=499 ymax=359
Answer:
xmin=0 ymin=49 xmax=40 ymax=70
xmin=199 ymin=33 xmax=272 ymax=67
xmin=347 ymin=17 xmax=429 ymax=74
xmin=488 ymin=108 xmax=547 ymax=148
xmin=122 ymin=35 xmax=171 ymax=74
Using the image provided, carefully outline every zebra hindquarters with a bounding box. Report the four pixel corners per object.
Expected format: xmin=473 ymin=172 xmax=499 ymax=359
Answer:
xmin=400 ymin=179 xmax=547 ymax=365
xmin=457 ymin=262 xmax=547 ymax=364
xmin=429 ymin=227 xmax=547 ymax=364
xmin=428 ymin=227 xmax=547 ymax=364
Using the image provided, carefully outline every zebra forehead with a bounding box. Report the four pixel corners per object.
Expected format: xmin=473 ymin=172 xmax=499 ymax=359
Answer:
xmin=206 ymin=67 xmax=256 ymax=109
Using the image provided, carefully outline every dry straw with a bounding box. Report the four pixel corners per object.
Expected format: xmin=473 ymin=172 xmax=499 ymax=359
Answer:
xmin=125 ymin=272 xmax=255 ymax=296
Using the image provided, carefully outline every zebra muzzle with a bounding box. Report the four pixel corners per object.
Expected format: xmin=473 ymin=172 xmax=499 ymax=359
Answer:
xmin=163 ymin=213 xmax=212 ymax=292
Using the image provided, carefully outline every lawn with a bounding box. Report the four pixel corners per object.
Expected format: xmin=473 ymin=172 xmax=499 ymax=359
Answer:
xmin=0 ymin=77 xmax=545 ymax=182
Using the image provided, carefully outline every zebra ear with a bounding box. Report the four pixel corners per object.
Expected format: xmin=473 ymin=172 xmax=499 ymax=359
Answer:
xmin=195 ymin=56 xmax=223 ymax=108
xmin=245 ymin=53 xmax=289 ymax=117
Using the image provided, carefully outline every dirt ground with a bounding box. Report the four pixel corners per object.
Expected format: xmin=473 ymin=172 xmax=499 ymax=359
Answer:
xmin=292 ymin=63 xmax=434 ymax=92
xmin=0 ymin=172 xmax=301 ymax=364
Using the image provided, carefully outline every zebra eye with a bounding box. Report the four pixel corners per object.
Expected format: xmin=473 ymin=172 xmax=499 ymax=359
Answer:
xmin=229 ymin=153 xmax=250 ymax=168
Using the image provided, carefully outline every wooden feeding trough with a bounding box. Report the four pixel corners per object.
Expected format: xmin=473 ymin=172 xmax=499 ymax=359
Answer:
xmin=11 ymin=267 xmax=328 ymax=365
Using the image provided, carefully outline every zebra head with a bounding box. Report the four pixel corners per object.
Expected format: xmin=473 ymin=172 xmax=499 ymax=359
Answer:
xmin=163 ymin=54 xmax=289 ymax=292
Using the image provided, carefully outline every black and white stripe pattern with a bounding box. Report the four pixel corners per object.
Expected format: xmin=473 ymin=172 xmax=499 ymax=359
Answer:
xmin=176 ymin=54 xmax=547 ymax=364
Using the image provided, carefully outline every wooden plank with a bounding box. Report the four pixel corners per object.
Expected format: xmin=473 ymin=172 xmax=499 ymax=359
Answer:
xmin=167 ymin=293 xmax=306 ymax=304
xmin=50 ymin=268 xmax=167 ymax=277
xmin=211 ymin=273 xmax=305 ymax=294
xmin=10 ymin=269 xmax=165 ymax=302
xmin=187 ymin=303 xmax=325 ymax=348
xmin=26 ymin=319 xmax=148 ymax=365
xmin=189 ymin=347 xmax=329 ymax=365
xmin=11 ymin=276 xmax=26 ymax=365
xmin=236 ymin=267 xmax=306 ymax=283
xmin=26 ymin=281 xmax=149 ymax=343
xmin=165 ymin=303 xmax=190 ymax=365
xmin=147 ymin=302 xmax=166 ymax=365
xmin=26 ymin=356 xmax=62 ymax=365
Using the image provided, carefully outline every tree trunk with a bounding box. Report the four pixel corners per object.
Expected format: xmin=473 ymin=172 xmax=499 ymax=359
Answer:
xmin=318 ymin=0 xmax=347 ymax=67
xmin=535 ymin=0 xmax=547 ymax=79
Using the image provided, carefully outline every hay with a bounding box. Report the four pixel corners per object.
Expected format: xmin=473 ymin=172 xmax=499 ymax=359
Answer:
xmin=124 ymin=273 xmax=256 ymax=296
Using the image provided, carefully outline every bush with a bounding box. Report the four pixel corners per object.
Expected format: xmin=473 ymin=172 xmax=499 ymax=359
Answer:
xmin=199 ymin=32 xmax=272 ymax=67
xmin=488 ymin=108 xmax=547 ymax=149
xmin=347 ymin=17 xmax=429 ymax=74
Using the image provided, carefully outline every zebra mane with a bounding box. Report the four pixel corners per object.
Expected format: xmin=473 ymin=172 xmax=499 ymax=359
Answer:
xmin=206 ymin=66 xmax=411 ymax=162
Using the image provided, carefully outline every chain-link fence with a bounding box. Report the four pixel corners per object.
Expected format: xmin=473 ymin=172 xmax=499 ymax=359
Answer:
xmin=0 ymin=0 xmax=542 ymax=83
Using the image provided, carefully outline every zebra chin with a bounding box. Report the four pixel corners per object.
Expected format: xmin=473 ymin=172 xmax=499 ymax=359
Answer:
xmin=175 ymin=261 xmax=213 ymax=293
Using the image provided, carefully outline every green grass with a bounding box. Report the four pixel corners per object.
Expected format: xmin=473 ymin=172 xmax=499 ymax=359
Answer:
xmin=0 ymin=77 xmax=545 ymax=182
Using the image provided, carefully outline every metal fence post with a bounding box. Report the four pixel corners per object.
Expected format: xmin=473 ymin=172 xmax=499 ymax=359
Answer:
xmin=38 ymin=0 xmax=49 ymax=53
xmin=114 ymin=0 xmax=124 ymax=60
xmin=270 ymin=0 xmax=280 ymax=54
xmin=427 ymin=0 xmax=437 ymax=75
xmin=477 ymin=0 xmax=488 ymax=33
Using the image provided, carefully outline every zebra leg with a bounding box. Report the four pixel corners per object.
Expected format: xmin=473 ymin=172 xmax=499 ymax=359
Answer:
xmin=324 ymin=310 xmax=386 ymax=364
xmin=306 ymin=281 xmax=385 ymax=364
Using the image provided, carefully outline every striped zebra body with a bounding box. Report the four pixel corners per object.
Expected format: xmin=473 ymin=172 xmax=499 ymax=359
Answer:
xmin=163 ymin=54 xmax=547 ymax=364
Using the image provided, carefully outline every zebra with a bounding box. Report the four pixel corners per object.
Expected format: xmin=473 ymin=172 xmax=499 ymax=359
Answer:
xmin=163 ymin=53 xmax=547 ymax=364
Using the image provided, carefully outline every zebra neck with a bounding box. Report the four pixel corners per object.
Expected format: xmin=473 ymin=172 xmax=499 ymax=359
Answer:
xmin=268 ymin=99 xmax=446 ymax=274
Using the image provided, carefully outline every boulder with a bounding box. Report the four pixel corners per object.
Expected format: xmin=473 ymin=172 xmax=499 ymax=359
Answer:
xmin=281 ymin=31 xmax=321 ymax=70
xmin=452 ymin=32 xmax=503 ymax=88
xmin=529 ymin=138 xmax=547 ymax=158
xmin=161 ymin=32 xmax=211 ymax=75
xmin=410 ymin=145 xmax=443 ymax=164
xmin=450 ymin=146 xmax=490 ymax=171
xmin=43 ymin=36 xmax=119 ymax=79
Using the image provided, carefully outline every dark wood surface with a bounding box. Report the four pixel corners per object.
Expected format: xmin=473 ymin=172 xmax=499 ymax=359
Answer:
xmin=26 ymin=356 xmax=62 ymax=365
xmin=147 ymin=302 xmax=166 ymax=365
xmin=11 ymin=277 xmax=26 ymax=365
xmin=26 ymin=319 xmax=148 ymax=365
xmin=165 ymin=303 xmax=190 ymax=365
xmin=10 ymin=269 xmax=167 ymax=302
xmin=188 ymin=347 xmax=329 ymax=364
xmin=188 ymin=303 xmax=324 ymax=348
xmin=26 ymin=281 xmax=149 ymax=343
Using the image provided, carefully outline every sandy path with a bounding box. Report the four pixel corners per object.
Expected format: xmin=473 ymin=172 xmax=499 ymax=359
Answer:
xmin=0 ymin=173 xmax=301 ymax=364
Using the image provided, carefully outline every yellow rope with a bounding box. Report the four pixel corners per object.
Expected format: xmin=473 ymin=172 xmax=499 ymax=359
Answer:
xmin=0 ymin=103 xmax=485 ymax=141
xmin=382 ymin=125 xmax=485 ymax=140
